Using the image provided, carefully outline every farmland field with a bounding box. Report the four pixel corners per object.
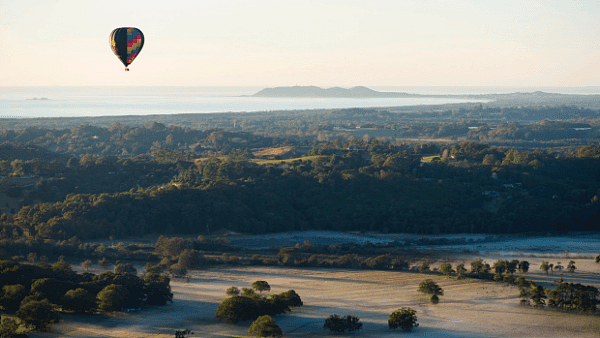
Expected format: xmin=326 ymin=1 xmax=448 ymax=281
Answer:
xmin=31 ymin=258 xmax=600 ymax=338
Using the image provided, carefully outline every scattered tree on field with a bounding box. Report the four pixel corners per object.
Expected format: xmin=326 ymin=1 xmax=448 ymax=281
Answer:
xmin=248 ymin=315 xmax=283 ymax=337
xmin=517 ymin=260 xmax=530 ymax=273
xmin=548 ymin=282 xmax=599 ymax=313
xmin=540 ymin=261 xmax=550 ymax=275
xmin=242 ymin=287 xmax=255 ymax=296
xmin=470 ymin=259 xmax=490 ymax=276
xmin=16 ymin=298 xmax=59 ymax=332
xmin=567 ymin=261 xmax=576 ymax=274
xmin=27 ymin=253 xmax=37 ymax=264
xmin=493 ymin=260 xmax=506 ymax=275
xmin=81 ymin=259 xmax=92 ymax=272
xmin=418 ymin=279 xmax=444 ymax=304
xmin=555 ymin=262 xmax=563 ymax=272
xmin=221 ymin=253 xmax=239 ymax=265
xmin=507 ymin=260 xmax=519 ymax=274
xmin=144 ymin=273 xmax=174 ymax=306
xmin=252 ymin=281 xmax=271 ymax=293
xmin=530 ymin=285 xmax=547 ymax=307
xmin=418 ymin=261 xmax=430 ymax=273
xmin=177 ymin=249 xmax=206 ymax=270
xmin=155 ymin=235 xmax=193 ymax=257
xmin=174 ymin=329 xmax=193 ymax=338
xmin=169 ymin=263 xmax=187 ymax=277
xmin=323 ymin=314 xmax=362 ymax=333
xmin=456 ymin=263 xmax=467 ymax=279
xmin=1 ymin=284 xmax=28 ymax=312
xmin=440 ymin=263 xmax=453 ymax=278
xmin=388 ymin=307 xmax=418 ymax=331
xmin=39 ymin=255 xmax=48 ymax=264
xmin=114 ymin=262 xmax=137 ymax=275
xmin=51 ymin=259 xmax=73 ymax=275
xmin=144 ymin=262 xmax=164 ymax=274
xmin=226 ymin=286 xmax=240 ymax=296
xmin=63 ymin=288 xmax=94 ymax=313
xmin=0 ymin=316 xmax=28 ymax=338
xmin=96 ymin=284 xmax=129 ymax=312
xmin=215 ymin=295 xmax=260 ymax=323
xmin=98 ymin=257 xmax=109 ymax=270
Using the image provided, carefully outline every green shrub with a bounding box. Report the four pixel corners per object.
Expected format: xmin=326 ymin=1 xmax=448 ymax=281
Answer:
xmin=248 ymin=315 xmax=282 ymax=337
xmin=388 ymin=307 xmax=418 ymax=331
xmin=96 ymin=284 xmax=129 ymax=312
xmin=324 ymin=314 xmax=362 ymax=333
xmin=63 ymin=288 xmax=95 ymax=313
xmin=16 ymin=298 xmax=59 ymax=332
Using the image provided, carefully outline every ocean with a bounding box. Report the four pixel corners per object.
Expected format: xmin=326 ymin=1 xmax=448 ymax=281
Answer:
xmin=1 ymin=86 xmax=598 ymax=118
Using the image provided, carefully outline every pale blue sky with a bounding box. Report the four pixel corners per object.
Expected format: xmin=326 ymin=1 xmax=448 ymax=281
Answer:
xmin=1 ymin=0 xmax=599 ymax=86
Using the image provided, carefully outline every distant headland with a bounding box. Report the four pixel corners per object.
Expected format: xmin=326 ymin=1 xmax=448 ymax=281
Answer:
xmin=251 ymin=86 xmax=420 ymax=98
xmin=249 ymin=86 xmax=600 ymax=106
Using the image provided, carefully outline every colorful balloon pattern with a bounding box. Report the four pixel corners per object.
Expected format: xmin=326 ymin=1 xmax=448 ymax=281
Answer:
xmin=109 ymin=27 xmax=144 ymax=71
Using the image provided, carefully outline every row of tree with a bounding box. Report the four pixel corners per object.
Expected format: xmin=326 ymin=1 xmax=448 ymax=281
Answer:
xmin=519 ymin=280 xmax=598 ymax=313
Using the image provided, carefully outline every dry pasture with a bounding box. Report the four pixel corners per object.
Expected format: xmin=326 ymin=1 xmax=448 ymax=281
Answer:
xmin=30 ymin=263 xmax=600 ymax=338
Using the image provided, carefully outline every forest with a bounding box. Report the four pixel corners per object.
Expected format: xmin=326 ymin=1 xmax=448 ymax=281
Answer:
xmin=0 ymin=121 xmax=598 ymax=240
xmin=0 ymin=104 xmax=599 ymax=241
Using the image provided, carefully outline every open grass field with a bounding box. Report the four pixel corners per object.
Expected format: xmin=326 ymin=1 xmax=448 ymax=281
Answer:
xmin=30 ymin=258 xmax=600 ymax=338
xmin=421 ymin=155 xmax=441 ymax=163
xmin=252 ymin=147 xmax=294 ymax=158
xmin=252 ymin=155 xmax=325 ymax=166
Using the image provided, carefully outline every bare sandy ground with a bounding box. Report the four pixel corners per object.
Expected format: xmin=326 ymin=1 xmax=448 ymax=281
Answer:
xmin=29 ymin=261 xmax=600 ymax=338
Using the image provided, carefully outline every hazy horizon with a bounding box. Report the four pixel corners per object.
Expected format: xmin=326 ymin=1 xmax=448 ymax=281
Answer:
xmin=1 ymin=1 xmax=599 ymax=87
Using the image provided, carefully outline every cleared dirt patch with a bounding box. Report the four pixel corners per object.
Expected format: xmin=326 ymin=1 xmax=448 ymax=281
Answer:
xmin=252 ymin=147 xmax=294 ymax=158
xmin=253 ymin=155 xmax=324 ymax=166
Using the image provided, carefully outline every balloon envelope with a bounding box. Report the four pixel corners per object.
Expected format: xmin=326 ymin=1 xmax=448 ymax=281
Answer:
xmin=109 ymin=27 xmax=144 ymax=70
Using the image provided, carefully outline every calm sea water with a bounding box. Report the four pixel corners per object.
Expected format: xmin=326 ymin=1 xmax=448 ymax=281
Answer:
xmin=0 ymin=86 xmax=598 ymax=118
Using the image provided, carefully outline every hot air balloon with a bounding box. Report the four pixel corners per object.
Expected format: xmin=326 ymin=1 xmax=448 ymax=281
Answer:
xmin=109 ymin=27 xmax=144 ymax=71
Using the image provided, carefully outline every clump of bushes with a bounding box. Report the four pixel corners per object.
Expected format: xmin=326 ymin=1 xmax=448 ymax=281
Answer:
xmin=388 ymin=307 xmax=418 ymax=331
xmin=248 ymin=315 xmax=283 ymax=337
xmin=323 ymin=314 xmax=362 ymax=333
xmin=215 ymin=281 xmax=302 ymax=324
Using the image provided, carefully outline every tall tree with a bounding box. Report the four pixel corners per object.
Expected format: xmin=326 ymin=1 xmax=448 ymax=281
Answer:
xmin=251 ymin=281 xmax=271 ymax=294
xmin=418 ymin=279 xmax=444 ymax=304
xmin=518 ymin=261 xmax=530 ymax=273
xmin=440 ymin=263 xmax=454 ymax=278
xmin=567 ymin=261 xmax=576 ymax=274
xmin=96 ymin=284 xmax=129 ymax=312
xmin=81 ymin=259 xmax=92 ymax=272
xmin=16 ymin=298 xmax=60 ymax=332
